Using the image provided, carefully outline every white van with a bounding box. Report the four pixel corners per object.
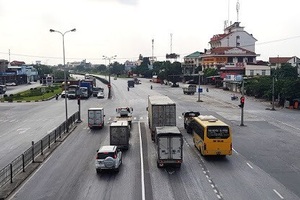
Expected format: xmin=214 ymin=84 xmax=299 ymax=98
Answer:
xmin=88 ymin=108 xmax=105 ymax=129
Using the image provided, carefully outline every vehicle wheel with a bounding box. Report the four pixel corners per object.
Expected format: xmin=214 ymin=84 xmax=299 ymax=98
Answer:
xmin=157 ymin=162 xmax=163 ymax=168
xmin=200 ymin=147 xmax=204 ymax=156
xmin=184 ymin=123 xmax=187 ymax=129
xmin=115 ymin=167 xmax=119 ymax=173
xmin=187 ymin=126 xmax=192 ymax=134
xmin=96 ymin=169 xmax=101 ymax=174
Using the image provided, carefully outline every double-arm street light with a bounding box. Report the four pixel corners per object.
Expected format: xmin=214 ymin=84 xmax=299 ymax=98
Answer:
xmin=102 ymin=55 xmax=117 ymax=99
xmin=50 ymin=28 xmax=76 ymax=132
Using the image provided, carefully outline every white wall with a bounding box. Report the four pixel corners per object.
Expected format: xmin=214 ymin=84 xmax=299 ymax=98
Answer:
xmin=245 ymin=65 xmax=270 ymax=76
xmin=220 ymin=31 xmax=256 ymax=52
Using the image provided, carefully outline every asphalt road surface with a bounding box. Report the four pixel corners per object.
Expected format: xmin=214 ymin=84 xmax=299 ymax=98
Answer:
xmin=2 ymin=76 xmax=300 ymax=200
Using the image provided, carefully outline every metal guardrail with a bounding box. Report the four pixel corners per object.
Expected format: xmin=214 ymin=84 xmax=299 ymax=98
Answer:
xmin=0 ymin=111 xmax=79 ymax=188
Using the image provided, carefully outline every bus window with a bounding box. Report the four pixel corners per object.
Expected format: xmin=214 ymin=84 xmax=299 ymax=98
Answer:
xmin=207 ymin=126 xmax=230 ymax=139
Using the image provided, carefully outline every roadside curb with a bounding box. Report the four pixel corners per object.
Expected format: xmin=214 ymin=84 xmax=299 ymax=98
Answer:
xmin=0 ymin=125 xmax=77 ymax=200
xmin=0 ymin=96 xmax=55 ymax=103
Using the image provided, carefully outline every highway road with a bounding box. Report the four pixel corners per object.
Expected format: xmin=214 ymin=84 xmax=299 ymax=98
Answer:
xmin=1 ymin=76 xmax=300 ymax=199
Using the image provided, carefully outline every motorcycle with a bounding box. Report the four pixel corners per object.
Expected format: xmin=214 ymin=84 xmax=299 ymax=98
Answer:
xmin=231 ymin=95 xmax=238 ymax=100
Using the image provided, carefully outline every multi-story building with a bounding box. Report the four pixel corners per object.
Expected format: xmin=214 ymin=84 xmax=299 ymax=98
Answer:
xmin=201 ymin=22 xmax=259 ymax=71
xmin=182 ymin=51 xmax=203 ymax=75
xmin=269 ymin=56 xmax=300 ymax=76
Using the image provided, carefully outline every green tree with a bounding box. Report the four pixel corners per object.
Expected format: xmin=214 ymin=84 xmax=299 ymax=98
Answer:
xmin=110 ymin=62 xmax=124 ymax=75
xmin=133 ymin=58 xmax=151 ymax=77
xmin=274 ymin=64 xmax=298 ymax=79
xmin=34 ymin=65 xmax=53 ymax=76
xmin=203 ymin=68 xmax=218 ymax=78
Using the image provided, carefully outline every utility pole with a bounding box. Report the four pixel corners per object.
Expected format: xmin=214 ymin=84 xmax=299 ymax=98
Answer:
xmin=240 ymin=79 xmax=245 ymax=126
xmin=103 ymin=55 xmax=117 ymax=99
xmin=197 ymin=71 xmax=203 ymax=102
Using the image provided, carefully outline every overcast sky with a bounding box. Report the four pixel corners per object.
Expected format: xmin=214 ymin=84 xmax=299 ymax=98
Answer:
xmin=0 ymin=0 xmax=299 ymax=65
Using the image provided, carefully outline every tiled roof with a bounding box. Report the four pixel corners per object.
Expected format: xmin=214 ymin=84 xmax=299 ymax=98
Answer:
xmin=210 ymin=34 xmax=230 ymax=42
xmin=269 ymin=57 xmax=292 ymax=63
xmin=184 ymin=51 xmax=203 ymax=58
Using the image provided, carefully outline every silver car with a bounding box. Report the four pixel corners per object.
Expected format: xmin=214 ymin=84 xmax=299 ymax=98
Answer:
xmin=95 ymin=145 xmax=122 ymax=173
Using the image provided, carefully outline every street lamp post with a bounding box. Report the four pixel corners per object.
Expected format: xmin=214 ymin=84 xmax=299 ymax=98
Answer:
xmin=197 ymin=71 xmax=203 ymax=102
xmin=271 ymin=73 xmax=275 ymax=111
xmin=50 ymin=28 xmax=76 ymax=133
xmin=103 ymin=55 xmax=117 ymax=99
xmin=268 ymin=64 xmax=276 ymax=111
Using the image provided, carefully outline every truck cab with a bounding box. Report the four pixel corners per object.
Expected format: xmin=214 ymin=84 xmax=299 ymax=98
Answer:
xmin=182 ymin=111 xmax=200 ymax=134
xmin=115 ymin=107 xmax=133 ymax=127
xmin=127 ymin=80 xmax=135 ymax=88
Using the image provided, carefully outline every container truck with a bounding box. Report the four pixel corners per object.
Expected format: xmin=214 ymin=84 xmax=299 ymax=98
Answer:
xmin=147 ymin=95 xmax=176 ymax=141
xmin=68 ymin=85 xmax=80 ymax=99
xmin=88 ymin=108 xmax=105 ymax=129
xmin=110 ymin=121 xmax=130 ymax=150
xmin=155 ymin=126 xmax=183 ymax=168
xmin=79 ymin=86 xmax=89 ymax=99
xmin=182 ymin=84 xmax=196 ymax=95
xmin=80 ymin=81 xmax=93 ymax=97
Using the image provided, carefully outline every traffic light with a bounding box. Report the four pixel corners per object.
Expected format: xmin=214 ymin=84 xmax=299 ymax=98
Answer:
xmin=239 ymin=96 xmax=245 ymax=108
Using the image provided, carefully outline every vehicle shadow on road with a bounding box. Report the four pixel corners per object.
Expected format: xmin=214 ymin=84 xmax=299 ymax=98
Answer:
xmin=202 ymin=155 xmax=230 ymax=162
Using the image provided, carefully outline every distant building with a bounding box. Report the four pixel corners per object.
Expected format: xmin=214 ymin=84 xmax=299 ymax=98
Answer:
xmin=182 ymin=51 xmax=203 ymax=75
xmin=124 ymin=60 xmax=138 ymax=72
xmin=209 ymin=22 xmax=257 ymax=52
xmin=269 ymin=56 xmax=300 ymax=75
xmin=201 ymin=22 xmax=259 ymax=71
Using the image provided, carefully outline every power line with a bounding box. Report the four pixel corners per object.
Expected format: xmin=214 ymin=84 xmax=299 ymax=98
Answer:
xmin=1 ymin=35 xmax=300 ymax=63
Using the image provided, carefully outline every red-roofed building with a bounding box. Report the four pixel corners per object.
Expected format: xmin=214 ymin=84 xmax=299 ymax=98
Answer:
xmin=202 ymin=22 xmax=259 ymax=71
xmin=269 ymin=56 xmax=300 ymax=68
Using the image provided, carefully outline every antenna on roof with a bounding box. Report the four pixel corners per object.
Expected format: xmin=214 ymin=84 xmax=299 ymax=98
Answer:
xmin=236 ymin=0 xmax=240 ymax=22
xmin=224 ymin=0 xmax=230 ymax=28
xmin=170 ymin=33 xmax=173 ymax=54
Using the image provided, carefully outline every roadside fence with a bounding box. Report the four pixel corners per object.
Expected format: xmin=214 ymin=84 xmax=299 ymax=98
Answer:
xmin=0 ymin=111 xmax=79 ymax=188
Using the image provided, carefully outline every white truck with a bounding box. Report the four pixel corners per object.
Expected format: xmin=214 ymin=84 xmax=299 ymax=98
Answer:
xmin=182 ymin=84 xmax=196 ymax=95
xmin=88 ymin=108 xmax=105 ymax=129
xmin=114 ymin=107 xmax=133 ymax=127
xmin=147 ymin=95 xmax=176 ymax=141
xmin=156 ymin=126 xmax=183 ymax=168
xmin=110 ymin=121 xmax=130 ymax=150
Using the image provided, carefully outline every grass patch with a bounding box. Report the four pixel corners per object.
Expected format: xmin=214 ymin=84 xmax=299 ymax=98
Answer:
xmin=1 ymin=85 xmax=62 ymax=102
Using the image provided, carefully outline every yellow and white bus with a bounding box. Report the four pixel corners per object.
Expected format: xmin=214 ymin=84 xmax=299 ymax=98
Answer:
xmin=190 ymin=115 xmax=232 ymax=156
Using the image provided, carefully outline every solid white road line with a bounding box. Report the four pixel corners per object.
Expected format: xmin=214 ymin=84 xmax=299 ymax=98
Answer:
xmin=273 ymin=189 xmax=284 ymax=199
xmin=138 ymin=122 xmax=146 ymax=200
